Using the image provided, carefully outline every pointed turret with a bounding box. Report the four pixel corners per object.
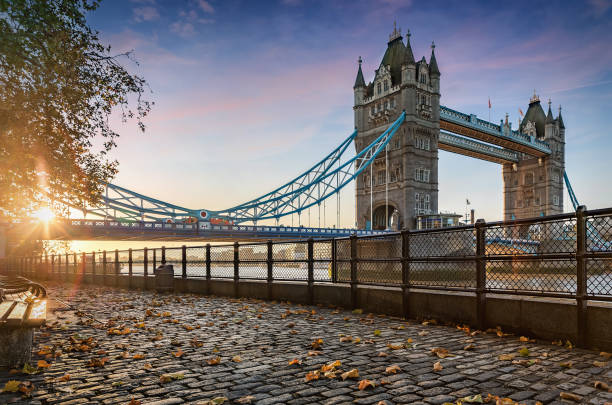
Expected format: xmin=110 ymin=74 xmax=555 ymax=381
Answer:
xmin=403 ymin=30 xmax=415 ymax=65
xmin=546 ymin=99 xmax=554 ymax=124
xmin=557 ymin=105 xmax=565 ymax=129
xmin=354 ymin=56 xmax=366 ymax=89
xmin=429 ymin=41 xmax=440 ymax=77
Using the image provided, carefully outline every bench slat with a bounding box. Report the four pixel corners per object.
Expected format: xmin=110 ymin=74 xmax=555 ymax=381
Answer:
xmin=24 ymin=299 xmax=47 ymax=327
xmin=5 ymin=302 xmax=28 ymax=326
xmin=0 ymin=301 xmax=16 ymax=322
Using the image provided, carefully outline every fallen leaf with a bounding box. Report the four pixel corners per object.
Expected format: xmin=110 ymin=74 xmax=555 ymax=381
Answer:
xmin=288 ymin=358 xmax=302 ymax=366
xmin=431 ymin=347 xmax=451 ymax=358
xmin=559 ymin=392 xmax=582 ymax=402
xmin=464 ymin=344 xmax=475 ymax=350
xmin=173 ymin=349 xmax=184 ymax=358
xmin=143 ymin=363 xmax=152 ymax=370
xmin=232 ymin=355 xmax=242 ymax=362
xmin=519 ymin=336 xmax=529 ymax=342
xmin=307 ymin=351 xmax=322 ymax=356
xmin=498 ymin=353 xmax=516 ymax=361
xmin=459 ymin=394 xmax=483 ymax=403
xmin=37 ymin=360 xmax=51 ymax=369
xmin=320 ymin=360 xmax=341 ymax=372
xmin=200 ymin=397 xmax=228 ymax=405
xmin=311 ymin=338 xmax=324 ymax=349
xmin=128 ymin=399 xmax=141 ymax=405
xmin=519 ymin=347 xmax=530 ymax=357
xmin=341 ymin=368 xmax=359 ymax=380
xmin=593 ymin=360 xmax=608 ymax=367
xmin=133 ymin=354 xmax=145 ymax=360
xmin=58 ymin=374 xmax=70 ymax=382
xmin=418 ymin=330 xmax=429 ymax=336
xmin=305 ymin=370 xmax=320 ymax=381
xmin=560 ymin=361 xmax=573 ymax=368
xmin=22 ymin=363 xmax=40 ymax=375
xmin=1 ymin=380 xmax=20 ymax=393
xmin=385 ymin=365 xmax=401 ymax=374
xmin=378 ymin=352 xmax=388 ymax=357
xmin=358 ymin=379 xmax=375 ymax=390
xmin=594 ymin=380 xmax=610 ymax=391
xmin=236 ymin=396 xmax=255 ymax=404
xmin=600 ymin=351 xmax=612 ymax=359
xmin=160 ymin=372 xmax=184 ymax=383
xmin=386 ymin=343 xmax=403 ymax=350
xmin=354 ymin=337 xmax=361 ymax=344
xmin=86 ymin=357 xmax=108 ymax=368
xmin=207 ymin=356 xmax=221 ymax=365
xmin=373 ymin=329 xmax=381 ymax=336
xmin=433 ymin=361 xmax=443 ymax=371
xmin=340 ymin=336 xmax=353 ymax=343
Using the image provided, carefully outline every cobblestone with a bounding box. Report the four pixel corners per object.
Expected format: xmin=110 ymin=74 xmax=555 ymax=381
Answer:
xmin=0 ymin=282 xmax=610 ymax=405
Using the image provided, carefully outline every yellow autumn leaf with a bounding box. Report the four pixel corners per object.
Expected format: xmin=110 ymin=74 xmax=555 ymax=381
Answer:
xmin=385 ymin=365 xmax=401 ymax=374
xmin=288 ymin=358 xmax=301 ymax=366
xmin=433 ymin=361 xmax=443 ymax=371
xmin=2 ymin=380 xmax=21 ymax=393
xmin=37 ymin=360 xmax=51 ymax=368
xmin=207 ymin=356 xmax=221 ymax=365
xmin=232 ymin=355 xmax=242 ymax=362
xmin=339 ymin=336 xmax=353 ymax=343
xmin=358 ymin=379 xmax=375 ymax=390
xmin=498 ymin=353 xmax=515 ymax=361
xmin=431 ymin=347 xmax=451 ymax=358
xmin=341 ymin=368 xmax=359 ymax=380
xmin=593 ymin=360 xmax=607 ymax=367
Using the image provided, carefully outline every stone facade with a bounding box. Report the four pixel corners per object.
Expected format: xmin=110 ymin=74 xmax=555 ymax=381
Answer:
xmin=502 ymin=95 xmax=566 ymax=220
xmin=353 ymin=26 xmax=440 ymax=230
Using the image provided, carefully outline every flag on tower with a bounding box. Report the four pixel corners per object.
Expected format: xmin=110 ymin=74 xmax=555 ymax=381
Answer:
xmin=466 ymin=198 xmax=470 ymax=205
xmin=519 ymin=108 xmax=524 ymax=116
xmin=488 ymin=98 xmax=491 ymax=109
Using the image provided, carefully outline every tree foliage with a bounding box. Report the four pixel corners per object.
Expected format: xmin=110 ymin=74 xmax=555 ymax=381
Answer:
xmin=0 ymin=0 xmax=152 ymax=218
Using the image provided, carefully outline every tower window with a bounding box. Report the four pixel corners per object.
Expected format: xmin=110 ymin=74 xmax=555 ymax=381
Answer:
xmin=384 ymin=80 xmax=388 ymax=91
xmin=377 ymin=170 xmax=386 ymax=185
xmin=415 ymin=136 xmax=430 ymax=151
xmin=553 ymin=195 xmax=560 ymax=206
xmin=377 ymin=82 xmax=381 ymax=94
xmin=414 ymin=167 xmax=430 ymax=182
xmin=385 ymin=100 xmax=389 ymax=110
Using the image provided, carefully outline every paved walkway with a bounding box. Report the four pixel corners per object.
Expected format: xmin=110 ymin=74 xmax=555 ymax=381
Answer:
xmin=1 ymin=283 xmax=611 ymax=405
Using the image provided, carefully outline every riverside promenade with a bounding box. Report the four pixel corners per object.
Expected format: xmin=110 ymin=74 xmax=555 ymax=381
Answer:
xmin=1 ymin=283 xmax=611 ymax=405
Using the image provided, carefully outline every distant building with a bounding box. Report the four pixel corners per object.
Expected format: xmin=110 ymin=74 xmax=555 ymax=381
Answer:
xmin=415 ymin=213 xmax=462 ymax=230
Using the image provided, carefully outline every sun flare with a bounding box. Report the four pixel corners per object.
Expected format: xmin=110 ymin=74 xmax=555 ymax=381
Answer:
xmin=34 ymin=207 xmax=55 ymax=222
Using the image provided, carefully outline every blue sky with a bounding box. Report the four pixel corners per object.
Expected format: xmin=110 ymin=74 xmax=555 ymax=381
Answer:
xmin=87 ymin=0 xmax=612 ymax=227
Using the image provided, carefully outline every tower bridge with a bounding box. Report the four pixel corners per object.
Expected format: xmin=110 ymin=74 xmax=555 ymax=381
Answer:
xmin=1 ymin=25 xmax=576 ymax=250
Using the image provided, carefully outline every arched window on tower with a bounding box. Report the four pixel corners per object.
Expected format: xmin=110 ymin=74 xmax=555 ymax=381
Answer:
xmin=377 ymin=82 xmax=381 ymax=94
xmin=524 ymin=172 xmax=534 ymax=186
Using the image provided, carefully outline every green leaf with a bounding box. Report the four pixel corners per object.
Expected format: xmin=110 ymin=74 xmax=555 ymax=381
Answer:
xmin=1 ymin=380 xmax=20 ymax=393
xmin=373 ymin=329 xmax=381 ymax=336
xmin=22 ymin=363 xmax=40 ymax=375
xmin=519 ymin=347 xmax=530 ymax=357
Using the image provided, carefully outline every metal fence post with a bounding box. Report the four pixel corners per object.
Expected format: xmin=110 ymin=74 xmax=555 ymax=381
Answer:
xmin=576 ymin=205 xmax=588 ymax=347
xmin=80 ymin=252 xmax=85 ymax=277
xmin=103 ymin=250 xmax=107 ymax=284
xmin=475 ymin=219 xmax=487 ymax=330
xmin=114 ymin=249 xmax=119 ymax=286
xmin=307 ymin=238 xmax=314 ymax=304
xmin=331 ymin=239 xmax=338 ymax=283
xmin=205 ymin=244 xmax=211 ymax=295
xmin=181 ymin=245 xmax=187 ymax=279
xmin=234 ymin=242 xmax=240 ymax=298
xmin=128 ymin=249 xmax=133 ymax=288
xmin=91 ymin=252 xmax=96 ymax=283
xmin=401 ymin=230 xmax=410 ymax=319
xmin=161 ymin=246 xmax=166 ymax=265
xmin=267 ymin=240 xmax=273 ymax=300
xmin=350 ymin=234 xmax=358 ymax=309
xmin=143 ymin=247 xmax=148 ymax=289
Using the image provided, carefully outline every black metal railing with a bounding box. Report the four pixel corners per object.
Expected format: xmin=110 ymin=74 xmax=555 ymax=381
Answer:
xmin=1 ymin=206 xmax=611 ymax=332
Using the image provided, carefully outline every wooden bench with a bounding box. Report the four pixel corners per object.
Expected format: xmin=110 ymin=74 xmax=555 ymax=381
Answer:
xmin=0 ymin=276 xmax=47 ymax=368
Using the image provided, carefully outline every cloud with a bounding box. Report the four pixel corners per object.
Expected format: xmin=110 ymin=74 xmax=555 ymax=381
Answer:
xmin=133 ymin=6 xmax=160 ymax=22
xmin=198 ymin=0 xmax=215 ymax=14
xmin=170 ymin=21 xmax=196 ymax=38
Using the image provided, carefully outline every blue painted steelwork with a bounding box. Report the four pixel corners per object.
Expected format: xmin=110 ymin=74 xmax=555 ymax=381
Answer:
xmin=439 ymin=131 xmax=519 ymax=163
xmin=563 ymin=171 xmax=579 ymax=211
xmin=54 ymin=113 xmax=404 ymax=224
xmin=440 ymin=105 xmax=551 ymax=155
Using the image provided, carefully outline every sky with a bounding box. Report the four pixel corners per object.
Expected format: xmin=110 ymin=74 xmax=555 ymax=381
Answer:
xmin=70 ymin=0 xmax=612 ymax=251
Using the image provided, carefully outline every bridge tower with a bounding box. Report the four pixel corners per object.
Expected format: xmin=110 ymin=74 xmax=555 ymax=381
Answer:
xmin=502 ymin=93 xmax=566 ymax=220
xmin=353 ymin=25 xmax=440 ymax=230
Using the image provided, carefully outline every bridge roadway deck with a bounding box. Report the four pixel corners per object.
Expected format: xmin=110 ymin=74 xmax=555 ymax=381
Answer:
xmin=4 ymin=220 xmax=387 ymax=242
xmin=3 ymin=282 xmax=611 ymax=404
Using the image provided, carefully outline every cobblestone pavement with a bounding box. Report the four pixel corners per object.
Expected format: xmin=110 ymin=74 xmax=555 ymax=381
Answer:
xmin=1 ymin=283 xmax=611 ymax=405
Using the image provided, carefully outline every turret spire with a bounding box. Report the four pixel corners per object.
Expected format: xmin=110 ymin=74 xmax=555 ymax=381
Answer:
xmin=403 ymin=29 xmax=415 ymax=64
xmin=429 ymin=41 xmax=440 ymax=76
xmin=353 ymin=56 xmax=365 ymax=89
xmin=557 ymin=105 xmax=565 ymax=129
xmin=546 ymin=98 xmax=554 ymax=124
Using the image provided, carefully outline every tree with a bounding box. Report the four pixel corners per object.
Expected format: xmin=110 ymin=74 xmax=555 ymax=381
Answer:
xmin=0 ymin=0 xmax=152 ymax=218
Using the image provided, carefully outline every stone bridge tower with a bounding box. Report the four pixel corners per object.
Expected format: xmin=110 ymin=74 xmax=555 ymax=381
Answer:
xmin=353 ymin=25 xmax=440 ymax=230
xmin=502 ymin=93 xmax=566 ymax=220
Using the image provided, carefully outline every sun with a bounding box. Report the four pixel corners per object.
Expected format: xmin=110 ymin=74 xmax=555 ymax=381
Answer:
xmin=34 ymin=207 xmax=56 ymax=222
